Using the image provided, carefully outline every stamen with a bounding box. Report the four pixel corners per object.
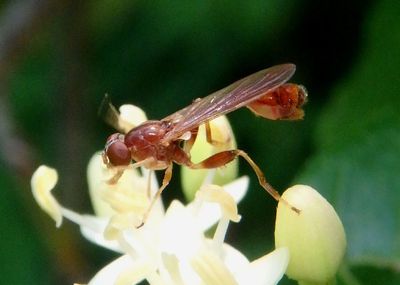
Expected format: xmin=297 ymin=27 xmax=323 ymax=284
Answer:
xmin=191 ymin=169 xmax=216 ymax=216
xmin=60 ymin=207 xmax=97 ymax=230
xmin=212 ymin=217 xmax=230 ymax=253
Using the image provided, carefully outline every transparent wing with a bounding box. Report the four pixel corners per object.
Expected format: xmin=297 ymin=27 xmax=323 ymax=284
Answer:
xmin=98 ymin=94 xmax=135 ymax=133
xmin=161 ymin=63 xmax=296 ymax=142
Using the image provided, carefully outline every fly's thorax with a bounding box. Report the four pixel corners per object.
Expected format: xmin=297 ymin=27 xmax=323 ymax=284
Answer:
xmin=124 ymin=120 xmax=172 ymax=163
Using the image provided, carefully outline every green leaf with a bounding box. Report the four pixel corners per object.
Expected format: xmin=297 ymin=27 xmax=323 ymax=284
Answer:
xmin=350 ymin=265 xmax=400 ymax=285
xmin=0 ymin=170 xmax=54 ymax=284
xmin=298 ymin=129 xmax=400 ymax=262
xmin=296 ymin=0 xmax=400 ymax=268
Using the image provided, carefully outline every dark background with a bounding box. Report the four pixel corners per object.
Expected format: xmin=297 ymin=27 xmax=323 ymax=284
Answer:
xmin=0 ymin=0 xmax=399 ymax=284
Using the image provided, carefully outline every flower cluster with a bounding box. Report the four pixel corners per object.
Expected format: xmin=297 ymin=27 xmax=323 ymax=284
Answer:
xmin=33 ymin=161 xmax=290 ymax=285
xmin=31 ymin=104 xmax=346 ymax=285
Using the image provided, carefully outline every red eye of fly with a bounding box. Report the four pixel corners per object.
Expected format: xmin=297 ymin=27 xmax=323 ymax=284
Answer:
xmin=106 ymin=140 xmax=131 ymax=166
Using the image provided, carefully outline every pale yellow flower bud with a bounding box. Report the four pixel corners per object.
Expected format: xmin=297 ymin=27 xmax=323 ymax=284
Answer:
xmin=181 ymin=116 xmax=238 ymax=200
xmin=275 ymin=185 xmax=346 ymax=284
xmin=87 ymin=153 xmax=149 ymax=218
xmin=118 ymin=104 xmax=148 ymax=133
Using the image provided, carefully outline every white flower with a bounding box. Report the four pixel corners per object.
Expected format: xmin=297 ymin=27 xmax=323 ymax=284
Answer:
xmin=31 ymin=158 xmax=289 ymax=285
xmin=31 ymin=104 xmax=290 ymax=284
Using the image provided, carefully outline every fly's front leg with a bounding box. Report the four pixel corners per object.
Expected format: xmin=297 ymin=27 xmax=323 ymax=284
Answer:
xmin=106 ymin=169 xmax=125 ymax=184
xmin=146 ymin=170 xmax=153 ymax=199
xmin=105 ymin=158 xmax=153 ymax=185
xmin=187 ymin=149 xmax=300 ymax=214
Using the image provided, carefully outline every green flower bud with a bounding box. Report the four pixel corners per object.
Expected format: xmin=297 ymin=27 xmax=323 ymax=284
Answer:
xmin=275 ymin=185 xmax=346 ymax=284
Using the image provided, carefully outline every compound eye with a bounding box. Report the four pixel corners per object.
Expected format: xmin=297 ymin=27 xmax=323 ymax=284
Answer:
xmin=106 ymin=140 xmax=131 ymax=166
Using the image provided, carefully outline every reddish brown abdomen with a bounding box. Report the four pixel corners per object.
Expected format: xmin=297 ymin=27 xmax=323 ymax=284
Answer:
xmin=246 ymin=83 xmax=307 ymax=120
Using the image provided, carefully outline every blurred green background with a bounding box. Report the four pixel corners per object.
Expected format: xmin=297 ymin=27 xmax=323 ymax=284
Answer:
xmin=0 ymin=0 xmax=399 ymax=284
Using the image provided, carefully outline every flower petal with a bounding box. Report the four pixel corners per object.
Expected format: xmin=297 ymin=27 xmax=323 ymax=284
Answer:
xmin=190 ymin=248 xmax=238 ymax=285
xmin=222 ymin=176 xmax=249 ymax=202
xmin=31 ymin=165 xmax=62 ymax=227
xmin=78 ymin=215 xmax=123 ymax=253
xmin=88 ymin=255 xmax=154 ymax=285
xmin=236 ymin=247 xmax=289 ymax=285
xmin=218 ymin=242 xmax=250 ymax=277
xmin=160 ymin=200 xmax=203 ymax=259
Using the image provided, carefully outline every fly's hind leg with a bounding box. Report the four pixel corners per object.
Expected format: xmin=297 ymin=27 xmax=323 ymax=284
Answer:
xmin=187 ymin=149 xmax=300 ymax=213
